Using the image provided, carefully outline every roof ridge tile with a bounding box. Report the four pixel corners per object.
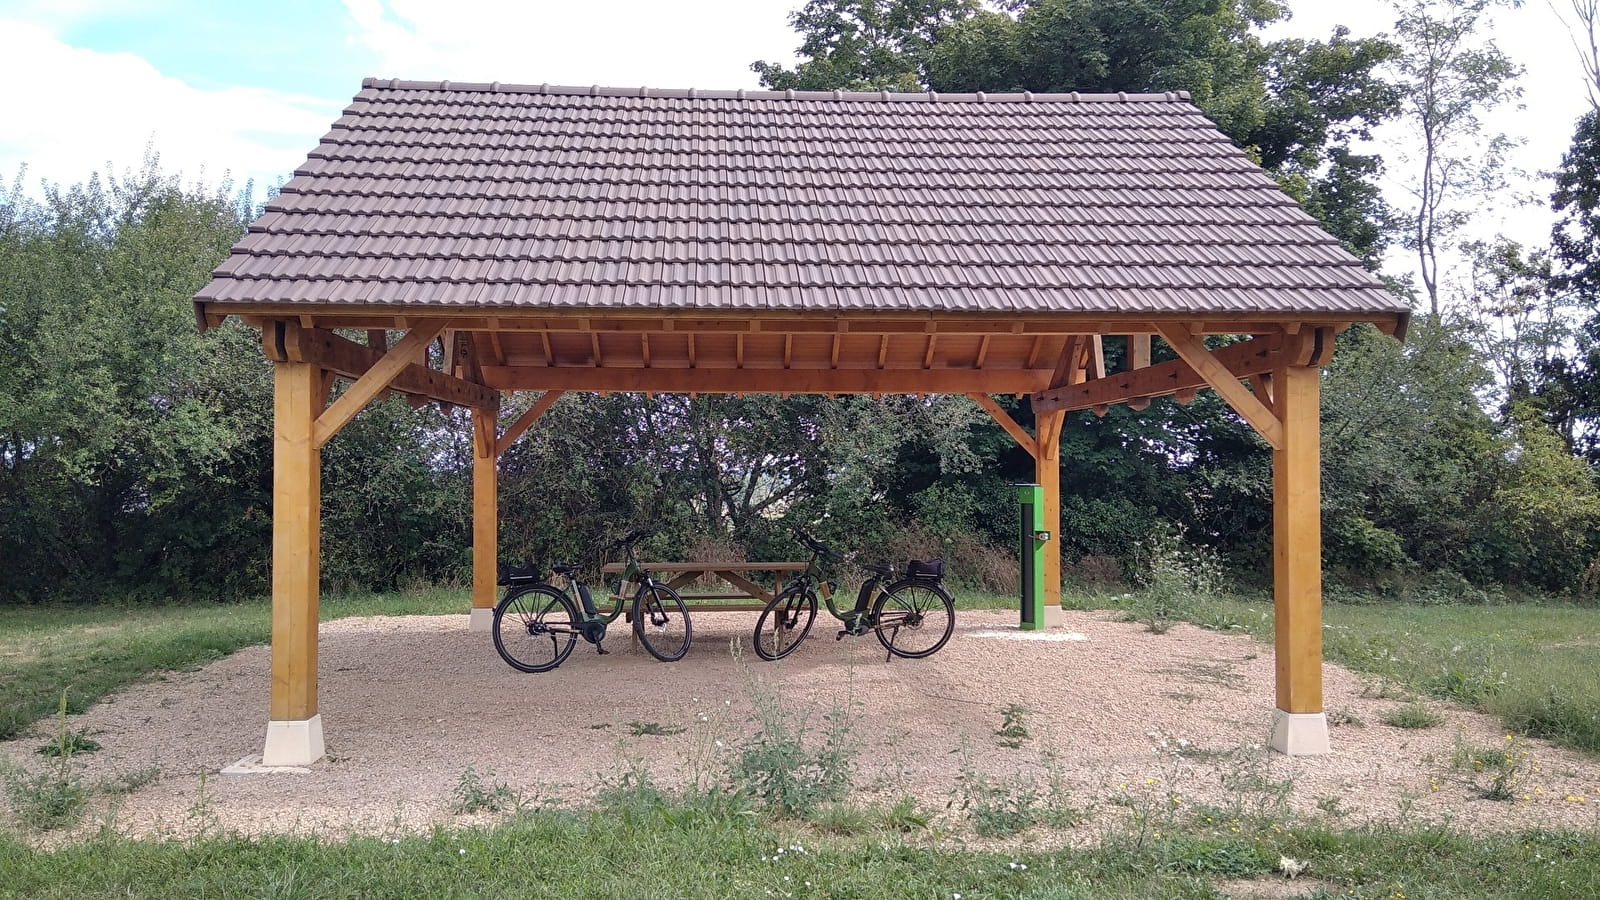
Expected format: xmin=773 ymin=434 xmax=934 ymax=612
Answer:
xmin=359 ymin=77 xmax=1192 ymax=104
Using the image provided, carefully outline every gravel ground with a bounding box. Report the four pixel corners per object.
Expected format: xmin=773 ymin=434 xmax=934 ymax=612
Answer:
xmin=6 ymin=609 xmax=1600 ymax=841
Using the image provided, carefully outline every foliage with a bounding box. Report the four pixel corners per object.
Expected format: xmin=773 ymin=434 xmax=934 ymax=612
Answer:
xmin=2 ymin=692 xmax=88 ymax=830
xmin=728 ymin=675 xmax=860 ymax=817
xmin=1381 ymin=702 xmax=1444 ymax=729
xmin=449 ymin=765 xmax=519 ymax=815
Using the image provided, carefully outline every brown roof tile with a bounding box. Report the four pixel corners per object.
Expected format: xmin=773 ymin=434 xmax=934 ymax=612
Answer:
xmin=195 ymin=80 xmax=1407 ymax=318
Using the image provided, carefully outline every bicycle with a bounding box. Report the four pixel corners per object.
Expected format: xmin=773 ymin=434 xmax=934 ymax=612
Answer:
xmin=752 ymin=528 xmax=955 ymax=662
xmin=492 ymin=528 xmax=692 ymax=672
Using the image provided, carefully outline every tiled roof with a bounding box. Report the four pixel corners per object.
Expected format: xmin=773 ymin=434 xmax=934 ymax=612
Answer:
xmin=195 ymin=79 xmax=1407 ymax=318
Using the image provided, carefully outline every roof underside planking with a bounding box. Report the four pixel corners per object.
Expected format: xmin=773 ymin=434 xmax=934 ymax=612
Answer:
xmin=197 ymin=79 xmax=1410 ymax=404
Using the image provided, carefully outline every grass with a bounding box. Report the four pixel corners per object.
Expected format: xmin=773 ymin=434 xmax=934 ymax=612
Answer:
xmin=1382 ymin=703 xmax=1444 ymax=729
xmin=1075 ymin=583 xmax=1600 ymax=754
xmin=2 ymin=806 xmax=1599 ymax=898
xmin=0 ymin=587 xmax=465 ymax=741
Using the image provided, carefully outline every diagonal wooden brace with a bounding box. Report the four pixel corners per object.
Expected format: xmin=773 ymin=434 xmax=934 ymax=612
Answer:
xmin=495 ymin=390 xmax=566 ymax=458
xmin=969 ymin=393 xmax=1038 ymax=459
xmin=312 ymin=322 xmax=446 ymax=449
xmin=1156 ymin=325 xmax=1285 ymax=451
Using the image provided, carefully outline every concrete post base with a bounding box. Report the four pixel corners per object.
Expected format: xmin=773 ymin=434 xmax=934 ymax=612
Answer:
xmin=1268 ymin=709 xmax=1330 ymax=756
xmin=467 ymin=607 xmax=494 ymax=632
xmin=263 ymin=714 xmax=325 ymax=767
xmin=1041 ymin=605 xmax=1065 ymax=629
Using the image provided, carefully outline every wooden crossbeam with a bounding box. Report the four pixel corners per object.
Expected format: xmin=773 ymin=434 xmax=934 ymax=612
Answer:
xmin=969 ymin=394 xmax=1037 ymax=458
xmin=1031 ymin=335 xmax=1283 ymax=415
xmin=495 ymin=390 xmax=565 ymax=457
xmin=480 ymin=366 xmax=1051 ymax=395
xmin=312 ymin=322 xmax=448 ymax=448
xmin=271 ymin=323 xmax=497 ymax=414
xmin=1156 ymin=326 xmax=1285 ymax=450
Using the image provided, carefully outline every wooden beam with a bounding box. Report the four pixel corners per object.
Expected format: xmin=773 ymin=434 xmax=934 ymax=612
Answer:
xmin=1086 ymin=335 xmax=1106 ymax=381
xmin=969 ymin=394 xmax=1037 ymax=458
xmin=480 ymin=366 xmax=1052 ymax=395
xmin=975 ymin=334 xmax=992 ymax=369
xmin=280 ymin=324 xmax=498 ymax=412
xmin=487 ymin=331 xmax=506 ymax=366
xmin=311 ymin=322 xmax=447 ymax=449
xmin=495 ymin=390 xmax=565 ymax=457
xmin=366 ymin=329 xmax=386 ymax=351
xmin=472 ymin=407 xmax=498 ymax=614
xmin=1050 ymin=335 xmax=1083 ymax=387
xmin=1032 ymin=335 xmax=1283 ymax=415
xmin=829 ymin=334 xmax=841 ymax=369
xmin=923 ymin=334 xmax=938 ymax=368
xmin=877 ymin=334 xmax=889 ymax=369
xmin=1127 ymin=334 xmax=1152 ymax=411
xmin=1156 ymin=326 xmax=1284 ymax=451
xmin=269 ymin=360 xmax=321 ymax=733
xmin=1272 ymin=363 xmax=1325 ymax=734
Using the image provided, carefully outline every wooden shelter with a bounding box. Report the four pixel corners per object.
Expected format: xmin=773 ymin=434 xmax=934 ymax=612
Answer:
xmin=194 ymin=80 xmax=1410 ymax=766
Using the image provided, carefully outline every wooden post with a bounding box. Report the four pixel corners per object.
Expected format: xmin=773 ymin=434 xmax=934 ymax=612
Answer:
xmin=264 ymin=360 xmax=326 ymax=766
xmin=470 ymin=406 xmax=498 ymax=631
xmin=1035 ymin=409 xmax=1066 ymax=626
xmin=1268 ymin=363 xmax=1330 ymax=755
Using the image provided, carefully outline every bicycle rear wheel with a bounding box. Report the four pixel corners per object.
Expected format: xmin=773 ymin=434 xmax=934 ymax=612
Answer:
xmin=492 ymin=585 xmax=579 ymax=673
xmin=634 ymin=583 xmax=692 ymax=662
xmin=873 ymin=580 xmax=955 ymax=659
xmin=753 ymin=585 xmax=818 ymax=661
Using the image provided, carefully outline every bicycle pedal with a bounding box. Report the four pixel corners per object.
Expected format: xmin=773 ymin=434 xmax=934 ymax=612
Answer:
xmin=595 ymin=642 xmax=609 ymax=655
xmin=835 ymin=629 xmax=849 ymax=641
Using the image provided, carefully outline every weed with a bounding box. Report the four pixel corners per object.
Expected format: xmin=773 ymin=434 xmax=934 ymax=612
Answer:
xmin=35 ymin=729 xmax=100 ymax=757
xmin=1383 ymin=703 xmax=1443 ymax=729
xmin=450 ymin=765 xmax=519 ymax=815
xmin=98 ymin=764 xmax=161 ymax=796
xmin=627 ymin=721 xmax=685 ymax=737
xmin=995 ymin=703 xmax=1031 ymax=749
xmin=1326 ymin=708 xmax=1366 ymax=727
xmin=3 ymin=691 xmax=89 ymax=831
xmin=728 ymin=675 xmax=859 ymax=817
xmin=1315 ymin=795 xmax=1348 ymax=819
xmin=809 ymin=802 xmax=873 ymax=835
xmin=1452 ymin=732 xmax=1532 ymax=802
xmin=878 ymin=795 xmax=930 ymax=832
xmin=596 ymin=763 xmax=671 ymax=817
xmin=952 ymin=758 xmax=1087 ymax=837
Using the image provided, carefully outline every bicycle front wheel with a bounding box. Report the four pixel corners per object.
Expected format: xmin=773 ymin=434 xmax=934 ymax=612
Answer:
xmin=754 ymin=585 xmax=818 ymax=661
xmin=873 ymin=580 xmax=955 ymax=659
xmin=493 ymin=585 xmax=579 ymax=673
xmin=634 ymin=583 xmax=692 ymax=662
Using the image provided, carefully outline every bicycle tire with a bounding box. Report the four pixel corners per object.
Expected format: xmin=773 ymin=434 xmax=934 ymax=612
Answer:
xmin=492 ymin=584 xmax=579 ymax=673
xmin=872 ymin=579 xmax=955 ymax=659
xmin=753 ymin=584 xmax=818 ymax=661
xmin=634 ymin=583 xmax=692 ymax=662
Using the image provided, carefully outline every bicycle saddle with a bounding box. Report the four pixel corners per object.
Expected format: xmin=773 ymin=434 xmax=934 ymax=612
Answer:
xmin=550 ymin=562 xmax=580 ymax=576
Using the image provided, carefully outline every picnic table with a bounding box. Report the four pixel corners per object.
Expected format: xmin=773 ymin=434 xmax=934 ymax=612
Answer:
xmin=599 ymin=561 xmax=808 ymax=611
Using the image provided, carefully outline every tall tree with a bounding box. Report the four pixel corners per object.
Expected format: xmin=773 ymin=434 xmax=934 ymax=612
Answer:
xmin=1390 ymin=0 xmax=1524 ymax=317
xmin=753 ymin=0 xmax=979 ymax=90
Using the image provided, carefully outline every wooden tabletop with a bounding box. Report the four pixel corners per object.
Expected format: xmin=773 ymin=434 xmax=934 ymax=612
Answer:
xmin=599 ymin=561 xmax=807 ymax=572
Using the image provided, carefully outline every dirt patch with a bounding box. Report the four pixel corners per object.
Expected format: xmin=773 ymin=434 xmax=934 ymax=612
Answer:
xmin=5 ymin=610 xmax=1600 ymax=840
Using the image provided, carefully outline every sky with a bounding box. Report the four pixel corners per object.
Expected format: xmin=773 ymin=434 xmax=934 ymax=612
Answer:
xmin=0 ymin=0 xmax=1591 ymax=259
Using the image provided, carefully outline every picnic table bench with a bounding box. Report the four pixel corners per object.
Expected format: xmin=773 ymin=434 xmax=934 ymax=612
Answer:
xmin=599 ymin=561 xmax=808 ymax=611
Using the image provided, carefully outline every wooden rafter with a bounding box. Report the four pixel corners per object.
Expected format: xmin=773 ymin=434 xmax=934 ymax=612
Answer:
xmin=975 ymin=335 xmax=991 ymax=368
xmin=969 ymin=394 xmax=1037 ymax=458
xmin=1050 ymin=335 xmax=1086 ymax=388
xmin=1156 ymin=325 xmax=1284 ymax=450
xmin=1086 ymin=335 xmax=1106 ymax=381
xmin=1127 ymin=334 xmax=1152 ymax=411
xmin=495 ymin=390 xmax=566 ymax=457
xmin=877 ymin=334 xmax=889 ymax=369
xmin=480 ymin=366 xmax=1050 ymax=395
xmin=311 ymin=322 xmax=448 ymax=448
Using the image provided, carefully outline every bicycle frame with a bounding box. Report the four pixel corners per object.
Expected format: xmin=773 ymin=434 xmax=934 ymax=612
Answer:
xmin=802 ymin=551 xmax=890 ymax=632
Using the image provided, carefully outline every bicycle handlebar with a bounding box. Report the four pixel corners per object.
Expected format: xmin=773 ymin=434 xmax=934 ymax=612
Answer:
xmin=608 ymin=527 xmax=656 ymax=550
xmin=791 ymin=527 xmax=836 ymax=559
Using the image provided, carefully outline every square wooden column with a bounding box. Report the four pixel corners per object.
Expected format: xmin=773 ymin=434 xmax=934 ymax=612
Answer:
xmin=1269 ymin=363 xmax=1329 ymax=755
xmin=264 ymin=360 xmax=325 ymax=766
xmin=1035 ymin=409 xmax=1066 ymax=628
xmin=469 ymin=407 xmax=498 ymax=632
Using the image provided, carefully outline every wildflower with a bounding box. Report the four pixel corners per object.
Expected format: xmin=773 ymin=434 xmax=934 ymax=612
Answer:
xmin=458 ymin=848 xmax=466 ymax=855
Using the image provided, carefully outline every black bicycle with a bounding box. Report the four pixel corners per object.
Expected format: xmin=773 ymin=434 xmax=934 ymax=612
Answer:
xmin=752 ymin=528 xmax=955 ymax=661
xmin=492 ymin=528 xmax=691 ymax=672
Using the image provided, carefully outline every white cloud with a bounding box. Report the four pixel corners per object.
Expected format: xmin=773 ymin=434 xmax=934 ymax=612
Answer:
xmin=340 ymin=0 xmax=799 ymax=90
xmin=0 ymin=20 xmax=343 ymax=194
